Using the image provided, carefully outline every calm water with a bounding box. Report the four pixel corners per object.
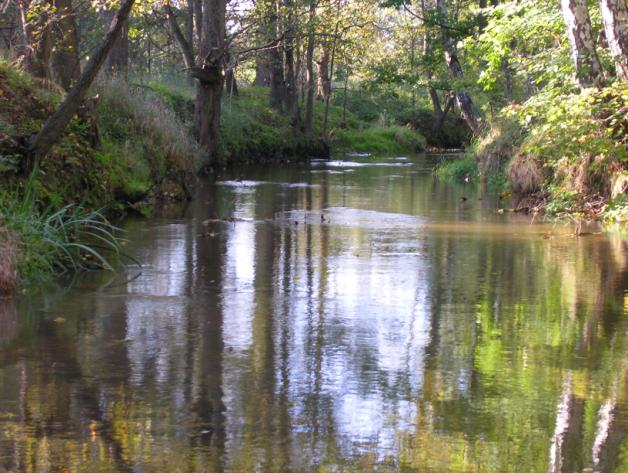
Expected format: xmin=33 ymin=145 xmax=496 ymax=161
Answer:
xmin=1 ymin=154 xmax=627 ymax=472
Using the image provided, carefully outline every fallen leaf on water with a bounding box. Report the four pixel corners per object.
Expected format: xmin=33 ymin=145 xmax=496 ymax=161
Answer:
xmin=54 ymin=317 xmax=66 ymax=324
xmin=293 ymin=275 xmax=301 ymax=281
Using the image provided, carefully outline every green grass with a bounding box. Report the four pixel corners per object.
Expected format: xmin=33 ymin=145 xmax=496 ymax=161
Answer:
xmin=0 ymin=175 xmax=122 ymax=286
xmin=434 ymin=153 xmax=478 ymax=182
xmin=332 ymin=126 xmax=426 ymax=154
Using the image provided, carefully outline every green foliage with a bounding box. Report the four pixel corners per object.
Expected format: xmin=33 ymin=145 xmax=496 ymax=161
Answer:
xmin=434 ymin=153 xmax=478 ymax=182
xmin=0 ymin=175 xmax=122 ymax=285
xmin=465 ymin=0 xmax=573 ymax=101
xmin=505 ymin=83 xmax=627 ymax=204
xmin=332 ymin=125 xmax=426 ymax=154
xmin=544 ymin=186 xmax=580 ymax=216
xmin=602 ymin=194 xmax=628 ymax=224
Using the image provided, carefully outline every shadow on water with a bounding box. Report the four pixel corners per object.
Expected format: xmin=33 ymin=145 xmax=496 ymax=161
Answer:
xmin=0 ymin=154 xmax=627 ymax=472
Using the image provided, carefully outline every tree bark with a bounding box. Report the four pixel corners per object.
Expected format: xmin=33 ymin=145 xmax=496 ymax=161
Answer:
xmin=266 ymin=0 xmax=286 ymax=111
xmin=225 ymin=67 xmax=238 ymax=96
xmin=316 ymin=47 xmax=331 ymax=101
xmin=285 ymin=35 xmax=300 ymax=126
xmin=561 ymin=0 xmax=604 ymax=87
xmin=193 ymin=0 xmax=202 ymax=46
xmin=304 ymin=0 xmax=317 ymax=133
xmin=254 ymin=56 xmax=271 ymax=86
xmin=436 ymin=0 xmax=483 ymax=136
xmin=18 ymin=0 xmax=53 ymax=81
xmin=104 ymin=9 xmax=129 ymax=78
xmin=184 ymin=0 xmax=194 ymax=55
xmin=600 ymin=0 xmax=628 ymax=80
xmin=195 ymin=0 xmax=225 ymax=162
xmin=28 ymin=0 xmax=136 ymax=162
xmin=164 ymin=3 xmax=195 ymax=70
xmin=51 ymin=0 xmax=80 ymax=91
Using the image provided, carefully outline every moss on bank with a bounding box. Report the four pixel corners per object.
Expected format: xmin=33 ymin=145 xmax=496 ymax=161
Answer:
xmin=436 ymin=83 xmax=627 ymax=224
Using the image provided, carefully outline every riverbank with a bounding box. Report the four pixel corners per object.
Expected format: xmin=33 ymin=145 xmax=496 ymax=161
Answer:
xmin=436 ymin=82 xmax=627 ymax=225
xmin=0 ymin=63 xmax=430 ymax=289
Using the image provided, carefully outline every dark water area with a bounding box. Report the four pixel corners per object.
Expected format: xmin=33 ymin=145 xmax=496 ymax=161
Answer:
xmin=1 ymin=153 xmax=627 ymax=472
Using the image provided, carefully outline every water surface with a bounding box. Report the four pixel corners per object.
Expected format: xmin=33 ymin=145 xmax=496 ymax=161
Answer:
xmin=1 ymin=154 xmax=627 ymax=472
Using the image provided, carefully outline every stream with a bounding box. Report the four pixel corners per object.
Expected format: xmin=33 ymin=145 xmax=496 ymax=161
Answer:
xmin=0 ymin=153 xmax=626 ymax=472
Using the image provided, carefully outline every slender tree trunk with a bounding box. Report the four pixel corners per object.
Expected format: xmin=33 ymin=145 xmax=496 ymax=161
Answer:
xmin=561 ymin=0 xmax=604 ymax=86
xmin=342 ymin=65 xmax=349 ymax=127
xmin=193 ymin=0 xmax=202 ymax=46
xmin=600 ymin=0 xmax=628 ymax=80
xmin=28 ymin=0 xmax=136 ymax=162
xmin=254 ymin=55 xmax=271 ymax=86
xmin=165 ymin=3 xmax=195 ymax=70
xmin=225 ymin=67 xmax=238 ymax=96
xmin=284 ymin=24 xmax=300 ymax=126
xmin=185 ymin=0 xmax=194 ymax=54
xmin=501 ymin=56 xmax=513 ymax=102
xmin=304 ymin=0 xmax=317 ymax=133
xmin=104 ymin=9 xmax=129 ymax=78
xmin=51 ymin=0 xmax=80 ymax=91
xmin=267 ymin=0 xmax=286 ymax=111
xmin=18 ymin=0 xmax=52 ymax=80
xmin=195 ymin=0 xmax=225 ymax=162
xmin=322 ymin=0 xmax=341 ymax=136
xmin=269 ymin=45 xmax=285 ymax=110
xmin=436 ymin=0 xmax=483 ymax=136
xmin=316 ymin=47 xmax=330 ymax=101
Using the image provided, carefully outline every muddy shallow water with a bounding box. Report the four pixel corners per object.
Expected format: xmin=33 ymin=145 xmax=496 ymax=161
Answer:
xmin=1 ymin=154 xmax=627 ymax=472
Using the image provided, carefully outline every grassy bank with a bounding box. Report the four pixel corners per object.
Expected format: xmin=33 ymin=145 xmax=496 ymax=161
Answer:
xmin=150 ymin=84 xmax=428 ymax=161
xmin=436 ymin=83 xmax=627 ymax=224
xmin=0 ymin=64 xmax=432 ymax=289
xmin=0 ymin=64 xmax=200 ymax=290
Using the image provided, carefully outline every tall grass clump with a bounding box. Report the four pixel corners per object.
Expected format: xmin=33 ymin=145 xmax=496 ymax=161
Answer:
xmin=97 ymin=80 xmax=201 ymax=199
xmin=434 ymin=153 xmax=478 ymax=182
xmin=0 ymin=177 xmax=122 ymax=286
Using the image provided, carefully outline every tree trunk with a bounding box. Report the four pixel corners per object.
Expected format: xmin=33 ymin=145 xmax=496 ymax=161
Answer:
xmin=193 ymin=0 xmax=202 ymax=46
xmin=28 ymin=0 xmax=136 ymax=162
xmin=185 ymin=0 xmax=194 ymax=55
xmin=254 ymin=55 xmax=271 ymax=86
xmin=600 ymin=0 xmax=628 ymax=80
xmin=284 ymin=27 xmax=300 ymax=126
xmin=51 ymin=0 xmax=80 ymax=91
xmin=561 ymin=0 xmax=604 ymax=87
xmin=304 ymin=0 xmax=317 ymax=133
xmin=265 ymin=0 xmax=285 ymax=111
xmin=18 ymin=0 xmax=53 ymax=80
xmin=316 ymin=47 xmax=331 ymax=101
xmin=225 ymin=67 xmax=238 ymax=96
xmin=165 ymin=3 xmax=195 ymax=70
xmin=269 ymin=45 xmax=286 ymax=111
xmin=195 ymin=0 xmax=225 ymax=162
xmin=105 ymin=9 xmax=129 ymax=78
xmin=436 ymin=0 xmax=483 ymax=136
